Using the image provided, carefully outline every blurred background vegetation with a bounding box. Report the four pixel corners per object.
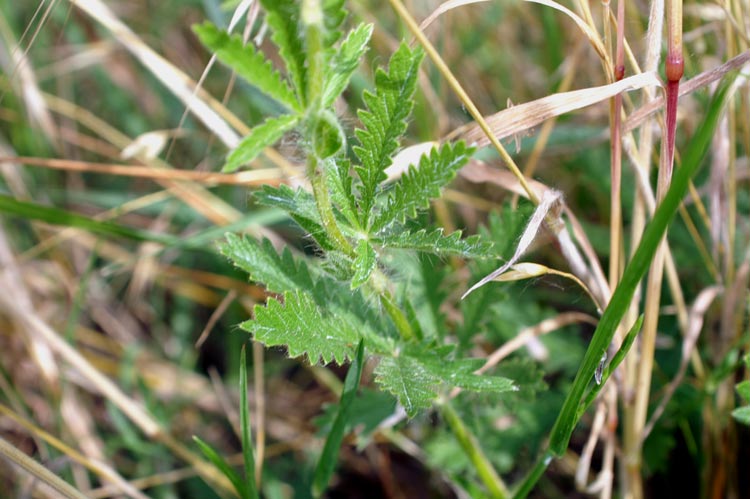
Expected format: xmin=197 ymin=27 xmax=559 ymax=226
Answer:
xmin=0 ymin=0 xmax=747 ymax=497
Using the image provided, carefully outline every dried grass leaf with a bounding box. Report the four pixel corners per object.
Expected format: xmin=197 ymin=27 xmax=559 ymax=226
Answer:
xmin=449 ymin=72 xmax=661 ymax=147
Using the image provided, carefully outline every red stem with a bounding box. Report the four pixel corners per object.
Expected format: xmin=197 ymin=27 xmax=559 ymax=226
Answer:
xmin=664 ymin=55 xmax=684 ymax=178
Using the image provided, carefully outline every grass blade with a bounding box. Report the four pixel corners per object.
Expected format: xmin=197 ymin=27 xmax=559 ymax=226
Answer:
xmin=312 ymin=340 xmax=365 ymax=496
xmin=0 ymin=195 xmax=179 ymax=245
xmin=514 ymin=70 xmax=738 ymax=499
xmin=239 ymin=346 xmax=259 ymax=499
xmin=193 ymin=436 xmax=248 ymax=499
xmin=547 ymin=70 xmax=735 ymax=456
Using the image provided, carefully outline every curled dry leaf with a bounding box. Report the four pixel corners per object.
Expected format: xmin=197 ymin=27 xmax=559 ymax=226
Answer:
xmin=447 ymin=72 xmax=661 ymax=148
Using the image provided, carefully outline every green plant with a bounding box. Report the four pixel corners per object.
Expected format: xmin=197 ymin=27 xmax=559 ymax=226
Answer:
xmin=197 ymin=0 xmax=517 ymax=496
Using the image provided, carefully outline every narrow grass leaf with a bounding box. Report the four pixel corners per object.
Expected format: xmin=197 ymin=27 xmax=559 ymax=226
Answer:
xmin=578 ymin=315 xmax=643 ymax=419
xmin=312 ymin=340 xmax=365 ymax=496
xmin=223 ymin=114 xmax=300 ymax=172
xmin=193 ymin=22 xmax=300 ymax=112
xmin=193 ymin=436 xmax=248 ymax=499
xmin=322 ymin=23 xmax=373 ymax=108
xmin=0 ymin=195 xmax=178 ymax=245
xmin=239 ymin=346 xmax=259 ymax=499
xmin=547 ymin=74 xmax=736 ymax=457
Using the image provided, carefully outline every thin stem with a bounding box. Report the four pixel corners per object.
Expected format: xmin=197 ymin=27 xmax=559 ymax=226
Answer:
xmin=308 ymin=155 xmax=353 ymax=256
xmin=379 ymin=290 xmax=415 ymax=342
xmin=387 ymin=0 xmax=539 ymax=205
xmin=0 ymin=436 xmax=88 ymax=499
xmin=438 ymin=399 xmax=510 ymax=499
xmin=628 ymin=0 xmax=683 ymax=494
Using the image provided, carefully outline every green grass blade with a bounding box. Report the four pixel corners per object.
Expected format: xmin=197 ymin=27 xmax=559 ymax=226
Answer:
xmin=513 ymin=75 xmax=737 ymax=499
xmin=312 ymin=340 xmax=365 ymax=497
xmin=545 ymin=73 xmax=736 ymax=458
xmin=0 ymin=195 xmax=179 ymax=245
xmin=577 ymin=315 xmax=643 ymax=420
xmin=193 ymin=436 xmax=248 ymax=499
xmin=239 ymin=346 xmax=259 ymax=499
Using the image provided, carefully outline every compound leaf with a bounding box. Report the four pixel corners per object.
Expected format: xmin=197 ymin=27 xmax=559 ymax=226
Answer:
xmin=322 ymin=0 xmax=347 ymax=47
xmin=322 ymin=23 xmax=373 ymax=108
xmin=244 ymin=290 xmax=359 ymax=365
xmin=254 ymin=184 xmax=334 ymax=249
xmin=223 ymin=114 xmax=299 ymax=172
xmin=354 ymin=43 xmax=423 ymax=227
xmin=193 ymin=22 xmax=300 ymax=112
xmin=326 ymin=159 xmax=359 ymax=228
xmin=260 ymin=0 xmax=307 ymax=103
xmin=374 ymin=345 xmax=516 ymax=417
xmin=377 ymin=228 xmax=495 ymax=258
xmin=219 ymin=234 xmax=314 ymax=294
xmin=371 ymin=142 xmax=473 ymax=231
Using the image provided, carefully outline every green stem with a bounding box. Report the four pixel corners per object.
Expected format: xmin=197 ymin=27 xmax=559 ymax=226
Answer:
xmin=308 ymin=155 xmax=353 ymax=256
xmin=439 ymin=399 xmax=510 ymax=499
xmin=379 ymin=290 xmax=415 ymax=342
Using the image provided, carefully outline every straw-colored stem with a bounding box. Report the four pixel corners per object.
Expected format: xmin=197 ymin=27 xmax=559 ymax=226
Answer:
xmin=0 ymin=436 xmax=88 ymax=499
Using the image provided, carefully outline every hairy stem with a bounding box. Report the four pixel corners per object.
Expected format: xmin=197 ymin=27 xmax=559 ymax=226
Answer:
xmin=438 ymin=399 xmax=510 ymax=499
xmin=309 ymin=155 xmax=353 ymax=256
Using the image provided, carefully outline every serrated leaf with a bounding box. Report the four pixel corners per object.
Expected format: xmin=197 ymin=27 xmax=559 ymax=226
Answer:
xmin=371 ymin=142 xmax=473 ymax=231
xmin=244 ymin=291 xmax=359 ymax=365
xmin=219 ymin=234 xmax=314 ymax=294
xmin=260 ymin=0 xmax=307 ymax=104
xmin=377 ymin=228 xmax=494 ymax=258
xmin=322 ymin=0 xmax=347 ymax=47
xmin=351 ymin=240 xmax=376 ymax=289
xmin=732 ymin=406 xmax=750 ymax=426
xmin=193 ymin=22 xmax=299 ymax=112
xmin=736 ymin=380 xmax=750 ymax=402
xmin=374 ymin=346 xmax=516 ymax=417
xmin=223 ymin=114 xmax=299 ymax=172
xmin=322 ymin=23 xmax=372 ymax=108
xmin=254 ymin=184 xmax=334 ymax=249
xmin=221 ymin=234 xmax=395 ymax=354
xmin=354 ymin=43 xmax=424 ymax=227
xmin=327 ymin=159 xmax=359 ymax=228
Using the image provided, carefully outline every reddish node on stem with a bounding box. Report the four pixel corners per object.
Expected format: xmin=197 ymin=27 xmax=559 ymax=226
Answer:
xmin=665 ymin=54 xmax=684 ymax=83
xmin=664 ymin=79 xmax=680 ymax=176
xmin=615 ymin=64 xmax=625 ymax=81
